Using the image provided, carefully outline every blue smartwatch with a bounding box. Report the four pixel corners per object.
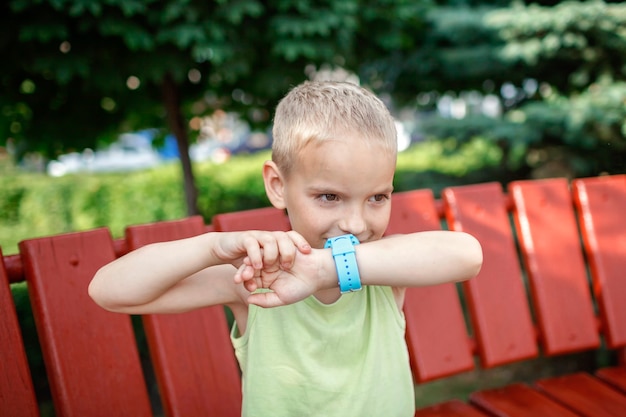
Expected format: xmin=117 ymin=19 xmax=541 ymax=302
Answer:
xmin=324 ymin=234 xmax=362 ymax=294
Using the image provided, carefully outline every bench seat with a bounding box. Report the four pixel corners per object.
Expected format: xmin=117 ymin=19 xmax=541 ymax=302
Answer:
xmin=2 ymin=174 xmax=626 ymax=416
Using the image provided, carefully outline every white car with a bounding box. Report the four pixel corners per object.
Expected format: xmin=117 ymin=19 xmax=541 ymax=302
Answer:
xmin=47 ymin=132 xmax=162 ymax=177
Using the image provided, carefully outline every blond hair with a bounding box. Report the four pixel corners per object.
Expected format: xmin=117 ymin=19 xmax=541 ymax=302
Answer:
xmin=271 ymin=81 xmax=397 ymax=175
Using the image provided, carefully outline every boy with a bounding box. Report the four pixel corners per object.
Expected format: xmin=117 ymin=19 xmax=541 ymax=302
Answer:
xmin=89 ymin=81 xmax=483 ymax=416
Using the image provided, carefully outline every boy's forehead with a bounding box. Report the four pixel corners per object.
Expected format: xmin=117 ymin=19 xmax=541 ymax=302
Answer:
xmin=289 ymin=138 xmax=396 ymax=186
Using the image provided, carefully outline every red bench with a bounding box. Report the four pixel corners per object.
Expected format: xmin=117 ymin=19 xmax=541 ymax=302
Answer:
xmin=2 ymin=175 xmax=626 ymax=416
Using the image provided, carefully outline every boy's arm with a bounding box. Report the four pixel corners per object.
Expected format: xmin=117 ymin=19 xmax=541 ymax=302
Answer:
xmin=356 ymin=231 xmax=482 ymax=288
xmin=246 ymin=231 xmax=482 ymax=308
xmin=88 ymin=230 xmax=311 ymax=314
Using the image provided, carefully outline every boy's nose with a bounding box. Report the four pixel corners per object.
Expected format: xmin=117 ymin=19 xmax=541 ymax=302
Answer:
xmin=338 ymin=207 xmax=367 ymax=237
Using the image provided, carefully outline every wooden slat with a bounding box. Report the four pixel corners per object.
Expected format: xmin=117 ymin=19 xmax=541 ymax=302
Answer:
xmin=535 ymin=372 xmax=626 ymax=416
xmin=596 ymin=366 xmax=626 ymax=394
xmin=212 ymin=206 xmax=290 ymax=232
xmin=443 ymin=182 xmax=537 ymax=367
xmin=19 ymin=229 xmax=152 ymax=417
xmin=126 ymin=216 xmax=206 ymax=245
xmin=0 ymin=247 xmax=39 ymax=417
xmin=125 ymin=216 xmax=241 ymax=417
xmin=414 ymin=399 xmax=490 ymax=417
xmin=470 ymin=383 xmax=579 ymax=417
xmin=509 ymin=178 xmax=599 ymax=355
xmin=4 ymin=253 xmax=24 ymax=284
xmin=387 ymin=190 xmax=474 ymax=382
xmin=572 ymin=175 xmax=626 ymax=349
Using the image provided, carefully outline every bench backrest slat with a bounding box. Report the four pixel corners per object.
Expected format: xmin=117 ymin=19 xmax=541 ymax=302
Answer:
xmin=387 ymin=190 xmax=474 ymax=382
xmin=125 ymin=216 xmax=242 ymax=417
xmin=212 ymin=206 xmax=290 ymax=232
xmin=443 ymin=182 xmax=538 ymax=367
xmin=0 ymin=247 xmax=39 ymax=417
xmin=510 ymin=178 xmax=600 ymax=355
xmin=573 ymin=174 xmax=626 ymax=349
xmin=19 ymin=228 xmax=152 ymax=417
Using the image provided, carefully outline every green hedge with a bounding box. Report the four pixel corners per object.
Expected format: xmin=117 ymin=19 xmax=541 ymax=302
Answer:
xmin=0 ymin=152 xmax=270 ymax=255
xmin=1 ymin=139 xmax=505 ymax=256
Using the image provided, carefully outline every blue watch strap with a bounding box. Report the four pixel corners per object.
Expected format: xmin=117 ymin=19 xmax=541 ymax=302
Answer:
xmin=324 ymin=234 xmax=362 ymax=294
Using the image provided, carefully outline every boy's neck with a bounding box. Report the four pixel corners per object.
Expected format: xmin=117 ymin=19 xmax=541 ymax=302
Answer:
xmin=313 ymin=287 xmax=342 ymax=305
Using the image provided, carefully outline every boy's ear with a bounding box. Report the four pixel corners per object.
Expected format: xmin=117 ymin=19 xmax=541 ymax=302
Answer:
xmin=263 ymin=161 xmax=287 ymax=210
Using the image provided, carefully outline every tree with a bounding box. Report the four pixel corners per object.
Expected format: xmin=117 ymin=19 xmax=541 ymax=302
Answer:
xmin=1 ymin=0 xmax=435 ymax=214
xmin=482 ymin=1 xmax=626 ymax=176
xmin=2 ymin=0 xmax=270 ymax=214
xmin=6 ymin=0 xmax=621 ymax=203
xmin=375 ymin=0 xmax=626 ymax=178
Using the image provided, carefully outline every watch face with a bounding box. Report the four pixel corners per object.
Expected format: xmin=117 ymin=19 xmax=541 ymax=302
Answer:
xmin=324 ymin=234 xmax=360 ymax=248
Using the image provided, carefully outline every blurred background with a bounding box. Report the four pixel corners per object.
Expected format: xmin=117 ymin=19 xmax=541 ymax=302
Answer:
xmin=2 ymin=0 xmax=625 ymax=253
xmin=1 ymin=1 xmax=625 ymax=413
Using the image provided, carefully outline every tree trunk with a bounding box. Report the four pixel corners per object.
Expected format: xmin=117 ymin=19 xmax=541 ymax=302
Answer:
xmin=162 ymin=72 xmax=199 ymax=216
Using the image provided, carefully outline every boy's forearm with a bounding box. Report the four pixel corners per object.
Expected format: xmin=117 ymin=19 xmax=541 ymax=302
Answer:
xmin=359 ymin=232 xmax=482 ymax=287
xmin=89 ymin=233 xmax=222 ymax=310
xmin=317 ymin=231 xmax=482 ymax=291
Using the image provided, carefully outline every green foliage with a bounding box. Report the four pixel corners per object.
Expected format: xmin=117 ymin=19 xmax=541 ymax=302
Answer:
xmin=517 ymin=80 xmax=626 ymax=175
xmin=194 ymin=152 xmax=272 ymax=215
xmin=398 ymin=136 xmax=502 ymax=175
xmin=394 ymin=136 xmax=506 ymax=194
xmin=1 ymin=0 xmax=441 ymax=160
xmin=421 ymin=115 xmax=541 ymax=145
xmin=382 ymin=1 xmax=626 ymax=99
xmin=484 ymin=1 xmax=626 ymax=92
xmin=3 ymin=0 xmax=626 ymax=216
xmin=0 ymin=166 xmax=182 ymax=254
xmin=1 ymin=0 xmax=267 ymax=158
xmin=0 ymin=139 xmax=507 ymax=255
xmin=0 ymin=153 xmax=275 ymax=254
xmin=401 ymin=1 xmax=626 ymax=180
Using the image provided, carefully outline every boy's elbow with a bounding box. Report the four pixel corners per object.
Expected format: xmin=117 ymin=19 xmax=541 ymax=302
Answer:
xmin=88 ymin=269 xmax=123 ymax=312
xmin=88 ymin=272 xmax=110 ymax=310
xmin=455 ymin=233 xmax=483 ymax=282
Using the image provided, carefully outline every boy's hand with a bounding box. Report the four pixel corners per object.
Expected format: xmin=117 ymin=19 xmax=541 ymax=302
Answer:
xmin=238 ymin=249 xmax=324 ymax=308
xmin=213 ymin=230 xmax=311 ymax=280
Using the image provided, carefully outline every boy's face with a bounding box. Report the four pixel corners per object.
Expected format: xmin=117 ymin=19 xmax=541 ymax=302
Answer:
xmin=264 ymin=133 xmax=396 ymax=249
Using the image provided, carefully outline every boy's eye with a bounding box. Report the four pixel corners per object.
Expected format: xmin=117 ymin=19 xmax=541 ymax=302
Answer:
xmin=320 ymin=194 xmax=339 ymax=202
xmin=371 ymin=194 xmax=390 ymax=202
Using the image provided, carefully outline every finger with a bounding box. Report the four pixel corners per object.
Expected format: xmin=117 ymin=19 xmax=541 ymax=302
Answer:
xmin=275 ymin=234 xmax=298 ymax=269
xmin=237 ymin=262 xmax=259 ymax=281
xmin=240 ymin=256 xmax=255 ymax=271
xmin=242 ymin=235 xmax=263 ymax=269
xmin=235 ymin=263 xmax=261 ymax=292
xmin=247 ymin=291 xmax=284 ymax=308
xmin=234 ymin=263 xmax=249 ymax=284
xmin=279 ymin=231 xmax=312 ymax=268
xmin=243 ymin=277 xmax=258 ymax=293
xmin=287 ymin=231 xmax=312 ymax=253
xmin=259 ymin=234 xmax=280 ymax=268
xmin=233 ymin=263 xmax=244 ymax=284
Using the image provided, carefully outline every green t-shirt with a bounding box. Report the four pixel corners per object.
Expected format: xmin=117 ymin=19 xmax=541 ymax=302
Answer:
xmin=231 ymin=286 xmax=415 ymax=417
